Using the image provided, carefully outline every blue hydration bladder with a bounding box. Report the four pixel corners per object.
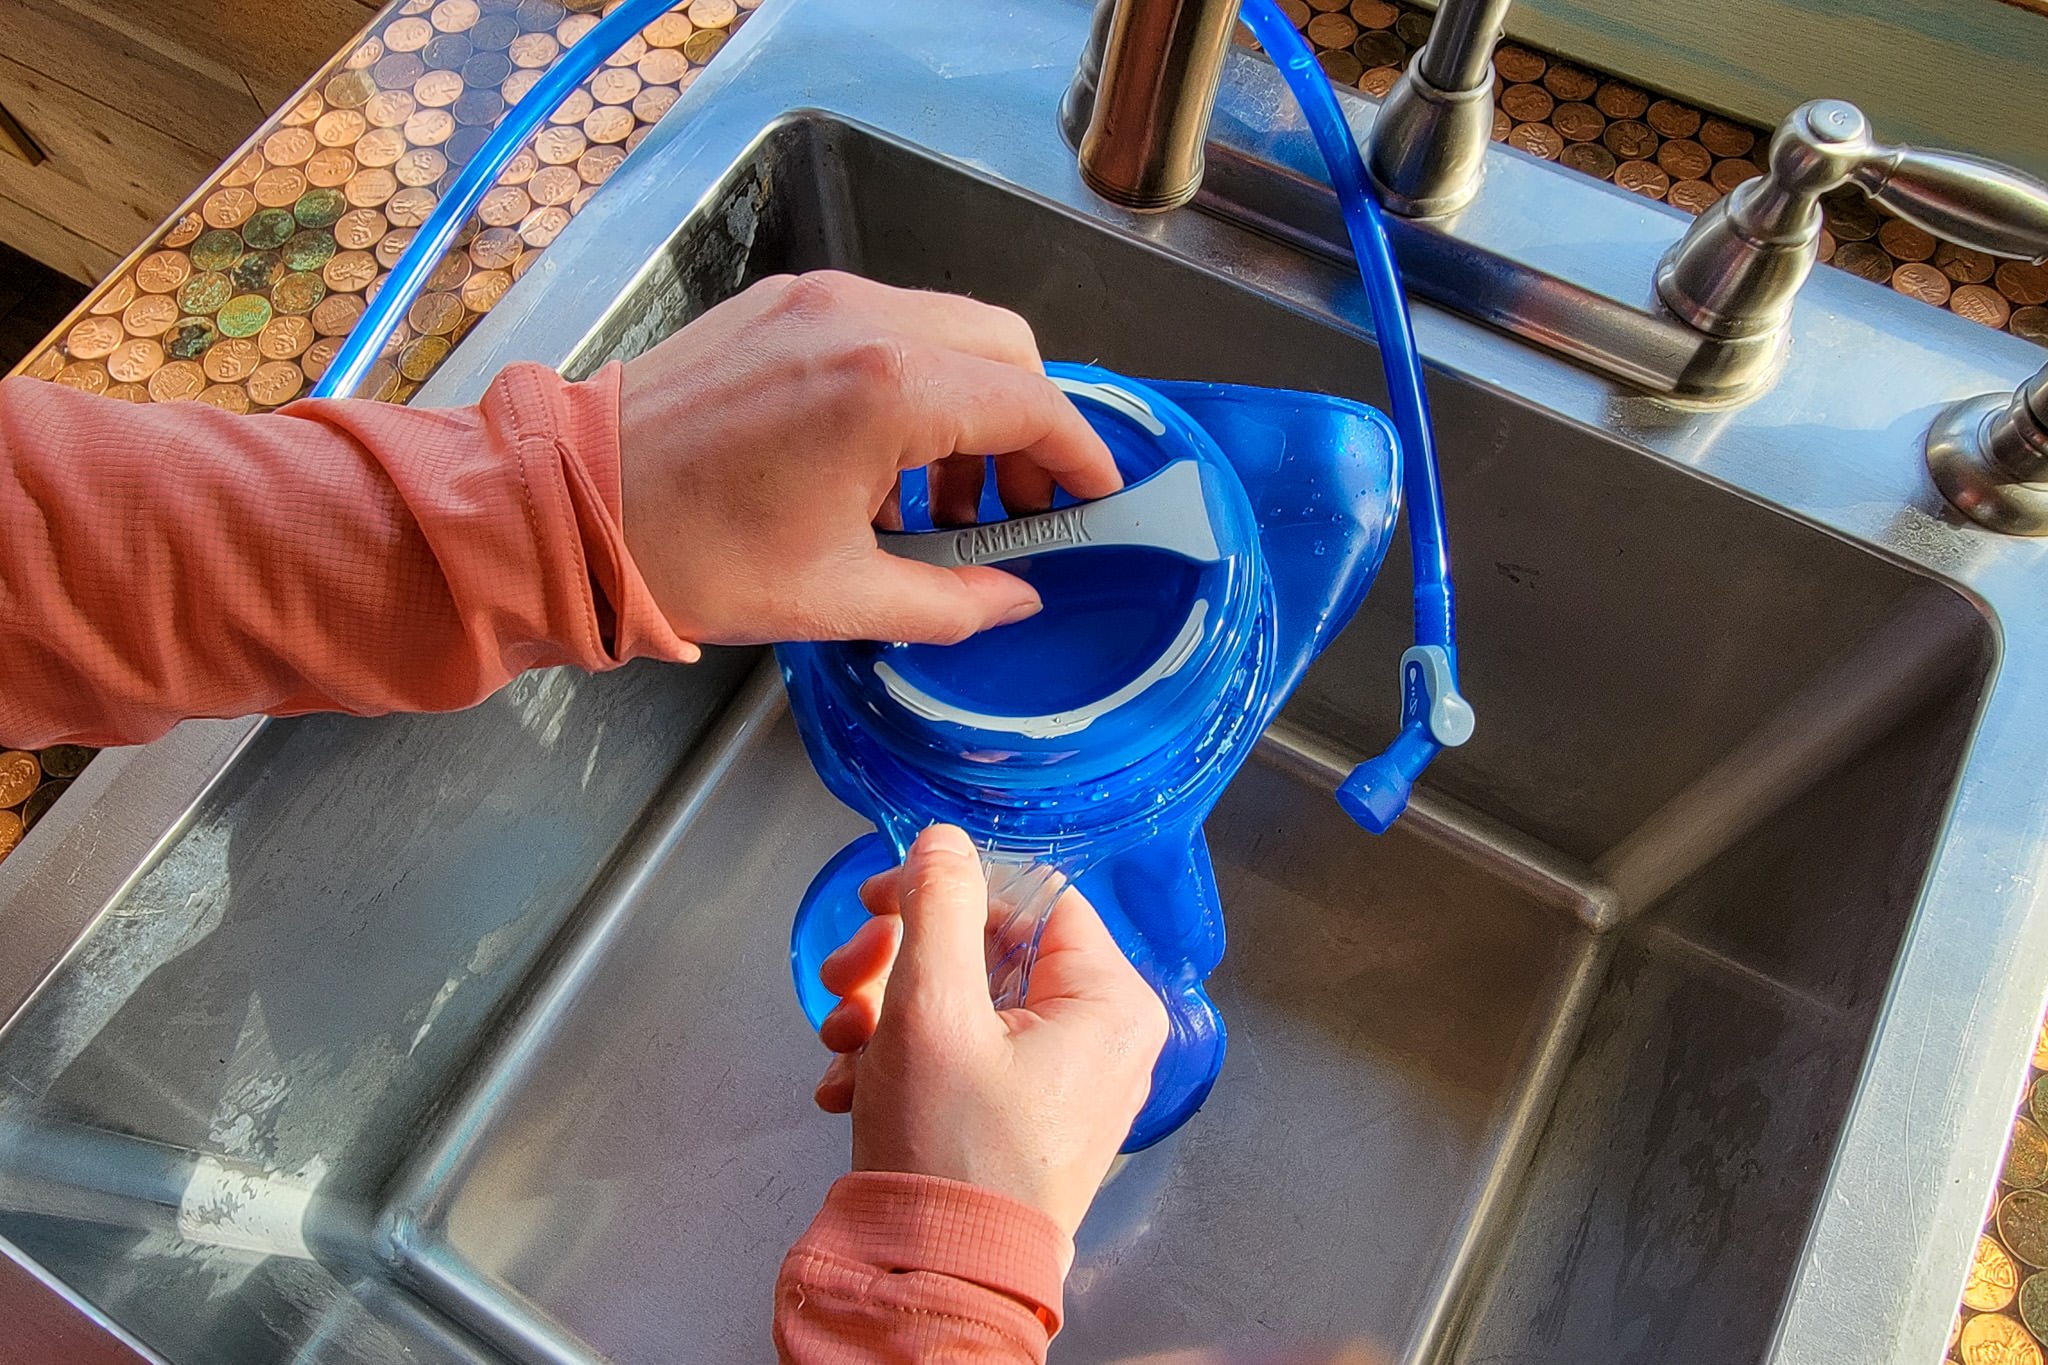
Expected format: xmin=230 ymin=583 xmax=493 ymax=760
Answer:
xmin=782 ymin=363 xmax=1405 ymax=1149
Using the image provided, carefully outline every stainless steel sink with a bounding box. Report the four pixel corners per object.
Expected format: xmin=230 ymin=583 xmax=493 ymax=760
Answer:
xmin=4 ymin=3 xmax=2045 ymax=1363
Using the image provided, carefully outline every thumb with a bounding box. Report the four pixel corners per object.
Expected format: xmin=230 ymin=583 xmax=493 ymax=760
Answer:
xmin=827 ymin=553 xmax=1041 ymax=646
xmin=886 ymin=825 xmax=998 ymax=1018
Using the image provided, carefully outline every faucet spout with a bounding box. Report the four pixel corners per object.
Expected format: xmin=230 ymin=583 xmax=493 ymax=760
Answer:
xmin=1068 ymin=0 xmax=1243 ymax=212
xmin=1365 ymin=0 xmax=1511 ymax=217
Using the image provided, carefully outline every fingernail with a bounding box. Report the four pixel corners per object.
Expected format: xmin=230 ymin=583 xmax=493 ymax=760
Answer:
xmin=997 ymin=597 xmax=1042 ymax=627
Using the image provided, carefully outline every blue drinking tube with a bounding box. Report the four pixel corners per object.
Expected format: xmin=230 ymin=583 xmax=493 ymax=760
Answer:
xmin=1237 ymin=0 xmax=1473 ymax=831
xmin=322 ymin=0 xmax=1471 ymax=827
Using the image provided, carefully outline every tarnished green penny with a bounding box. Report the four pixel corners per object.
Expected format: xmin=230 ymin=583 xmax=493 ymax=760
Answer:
xmin=229 ymin=249 xmax=284 ymax=293
xmin=271 ymin=271 xmax=327 ymax=316
xmin=190 ymin=229 xmax=245 ymax=272
xmin=163 ymin=317 xmax=219 ymax=360
xmin=294 ymin=187 xmax=348 ymax=227
xmin=283 ymin=229 xmax=337 ymax=273
xmin=175 ymin=272 xmax=231 ymax=316
xmin=243 ymin=208 xmax=297 ymax=249
xmin=217 ymin=294 xmax=274 ymax=338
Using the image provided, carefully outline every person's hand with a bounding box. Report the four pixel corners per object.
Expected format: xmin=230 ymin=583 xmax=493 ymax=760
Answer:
xmin=617 ymin=272 xmax=1121 ymax=648
xmin=810 ymin=824 xmax=1168 ymax=1240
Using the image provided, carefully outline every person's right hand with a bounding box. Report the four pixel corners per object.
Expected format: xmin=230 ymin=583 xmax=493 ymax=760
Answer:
xmin=617 ymin=272 xmax=1121 ymax=651
xmin=809 ymin=824 xmax=1168 ymax=1241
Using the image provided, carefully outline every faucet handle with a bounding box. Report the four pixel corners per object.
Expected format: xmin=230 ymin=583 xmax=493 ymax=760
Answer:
xmin=1656 ymin=100 xmax=2048 ymax=343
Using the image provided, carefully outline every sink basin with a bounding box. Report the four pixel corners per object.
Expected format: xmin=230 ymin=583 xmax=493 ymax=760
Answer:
xmin=3 ymin=3 xmax=2043 ymax=1363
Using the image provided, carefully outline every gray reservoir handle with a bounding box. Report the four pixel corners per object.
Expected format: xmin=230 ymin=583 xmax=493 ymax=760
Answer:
xmin=877 ymin=459 xmax=1221 ymax=569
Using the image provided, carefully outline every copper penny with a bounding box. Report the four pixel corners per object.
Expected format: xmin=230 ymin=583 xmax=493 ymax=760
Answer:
xmin=688 ymin=0 xmax=736 ymax=26
xmin=1892 ymin=261 xmax=1953 ymax=305
xmin=499 ymin=148 xmax=540 ymax=186
xmin=259 ymin=314 xmax=316 ymax=360
xmin=584 ymin=105 xmax=634 ymax=145
xmin=376 ymin=229 xmax=417 ymax=271
xmin=1603 ymin=120 xmax=1657 ymax=161
xmin=535 ymin=125 xmax=588 ymax=164
xmin=64 ymin=316 xmax=124 ymax=361
xmin=365 ymin=90 xmax=417 ymax=128
xmin=638 ymin=47 xmax=689 ymax=86
xmin=223 ymin=151 xmax=264 ymax=187
xmin=577 ymin=144 xmax=627 ymax=185
xmin=2011 ymin=306 xmax=2048 ymax=343
xmin=309 ymin=111 xmax=364 ymax=151
xmin=462 ymin=269 xmax=513 ymax=312
xmin=346 ymin=168 xmax=399 ymax=208
xmin=102 ymin=385 xmax=148 ymax=404
xmin=356 ymin=129 xmax=407 ymax=170
xmin=322 ymin=250 xmax=380 ymax=294
xmin=1542 ymin=63 xmax=1596 ymax=102
xmin=1697 ymin=117 xmax=1755 ymax=159
xmin=135 ymin=252 xmax=195 ymax=298
xmin=1832 ymin=241 xmax=1893 ymax=282
xmin=570 ymin=185 xmax=596 ymax=214
xmin=1316 ymin=50 xmax=1363 ymax=85
xmin=332 ymin=209 xmax=387 ymax=253
xmin=1305 ymin=12 xmax=1357 ymax=47
xmin=22 ymin=351 xmax=64 ymax=381
xmin=1666 ymin=179 xmax=1721 ymax=215
xmin=325 ymin=69 xmax=377 ymax=109
xmin=551 ymin=89 xmax=596 ymax=126
xmin=503 ymin=69 xmax=544 ymax=105
xmin=404 ymin=108 xmax=456 ymax=147
xmin=254 ymin=167 xmax=309 ymax=209
xmin=200 ymin=337 xmax=260 ymax=384
xmin=106 ymin=339 xmax=166 ymax=384
xmin=247 ymin=360 xmax=305 ymax=407
xmin=202 ymin=187 xmax=258 ymax=229
xmin=682 ymin=28 xmax=726 ymax=62
xmin=1958 ymin=1311 xmax=2042 ymax=1365
xmin=384 ymin=16 xmax=434 ymax=51
xmin=1614 ymin=160 xmax=1670 ymax=199
xmin=407 ymin=291 xmax=464 ymax=336
xmin=345 ymin=39 xmax=383 ymax=71
xmin=0 ymin=752 xmax=38 ymax=808
xmin=0 ymin=810 xmax=20 ymax=859
xmin=1349 ymin=0 xmax=1397 ymax=26
xmin=603 ymin=31 xmax=650 ymax=64
xmin=162 ymin=212 xmax=204 ymax=249
xmin=395 ymin=148 xmax=448 ymax=187
xmin=1817 ymin=227 xmax=1837 ymax=263
xmin=415 ymin=69 xmax=465 ymax=108
xmin=557 ymin=12 xmax=599 ymax=45
xmin=1508 ymin=123 xmax=1563 ymax=160
xmin=1393 ymin=10 xmax=1432 ymax=45
xmin=1936 ymin=242 xmax=1998 ymax=286
xmin=1952 ymin=284 xmax=2013 ymax=330
xmin=1490 ymin=100 xmax=1514 ymax=139
xmin=1350 ymin=29 xmax=1402 ymax=67
xmin=1493 ymin=43 xmax=1544 ymax=84
xmin=1969 ymin=1235 xmax=2025 ymax=1313
xmin=426 ymin=251 xmax=470 ymax=292
xmin=1359 ymin=65 xmax=1399 ymax=98
xmin=1656 ymin=138 xmax=1711 ymax=182
xmin=528 ymin=165 xmax=579 ymax=205
xmin=1645 ymin=99 xmax=1701 ymax=139
xmin=1553 ymin=102 xmax=1604 ymax=143
xmin=311 ymin=292 xmax=368 ymax=337
xmin=387 ymin=187 xmax=439 ymax=227
xmin=519 ymin=205 xmax=572 ymax=249
xmin=89 ymin=274 xmax=136 ymax=317
xmin=644 ymin=11 xmax=695 ymax=46
xmin=509 ymin=32 xmax=560 ymax=68
xmin=305 ymin=148 xmax=359 ymax=188
xmin=1709 ymin=158 xmax=1762 ymax=194
xmin=1500 ymin=83 xmax=1552 ymax=124
xmin=591 ymin=66 xmax=642 ymax=105
xmin=1594 ymin=81 xmax=1648 ymax=120
xmin=626 ymin=125 xmax=652 ymax=154
xmin=479 ymin=185 xmax=533 ymax=226
xmin=123 ymin=293 xmax=181 ymax=337
xmin=1559 ymin=141 xmax=1616 ymax=179
xmin=1878 ymin=218 xmax=1937 ymax=262
xmin=431 ymin=0 xmax=479 ymax=31
xmin=261 ymin=127 xmax=316 ymax=168
xmin=302 ymin=337 xmax=343 ymax=382
xmin=469 ymin=227 xmax=522 ymax=270
xmin=54 ymin=362 xmax=108 ymax=395
xmin=197 ymin=383 xmax=251 ymax=414
xmin=147 ymin=360 xmax=207 ymax=403
xmin=1999 ymin=262 xmax=2048 ymax=307
xmin=284 ymin=92 xmax=324 ymax=126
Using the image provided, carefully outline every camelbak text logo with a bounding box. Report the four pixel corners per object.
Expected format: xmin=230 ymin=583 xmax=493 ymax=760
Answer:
xmin=958 ymin=508 xmax=1091 ymax=563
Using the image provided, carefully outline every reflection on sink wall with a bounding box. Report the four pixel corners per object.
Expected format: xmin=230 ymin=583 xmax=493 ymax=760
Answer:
xmin=0 ymin=117 xmax=1994 ymax=1365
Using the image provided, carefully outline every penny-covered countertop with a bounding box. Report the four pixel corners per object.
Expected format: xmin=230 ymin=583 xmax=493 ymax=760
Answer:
xmin=3 ymin=1 xmax=2045 ymax=1359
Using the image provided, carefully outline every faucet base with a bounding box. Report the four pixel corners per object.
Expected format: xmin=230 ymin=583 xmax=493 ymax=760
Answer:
xmin=1366 ymin=71 xmax=1494 ymax=219
xmin=1927 ymin=391 xmax=2048 ymax=536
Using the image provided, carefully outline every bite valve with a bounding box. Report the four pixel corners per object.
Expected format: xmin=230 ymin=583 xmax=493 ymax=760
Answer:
xmin=1336 ymin=644 xmax=1474 ymax=834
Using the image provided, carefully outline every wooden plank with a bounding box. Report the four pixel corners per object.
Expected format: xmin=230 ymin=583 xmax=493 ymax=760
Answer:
xmin=6 ymin=0 xmax=265 ymax=164
xmin=0 ymin=191 xmax=117 ymax=286
xmin=45 ymin=0 xmax=381 ymax=114
xmin=1500 ymin=0 xmax=2048 ymax=179
xmin=0 ymin=52 xmax=216 ymax=259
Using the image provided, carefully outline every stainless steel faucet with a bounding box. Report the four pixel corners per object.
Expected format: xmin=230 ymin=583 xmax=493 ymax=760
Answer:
xmin=1064 ymin=0 xmax=1243 ymax=212
xmin=1365 ymin=0 xmax=1510 ymax=216
xmin=1928 ymin=362 xmax=2048 ymax=536
xmin=1656 ymin=100 xmax=2048 ymax=344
